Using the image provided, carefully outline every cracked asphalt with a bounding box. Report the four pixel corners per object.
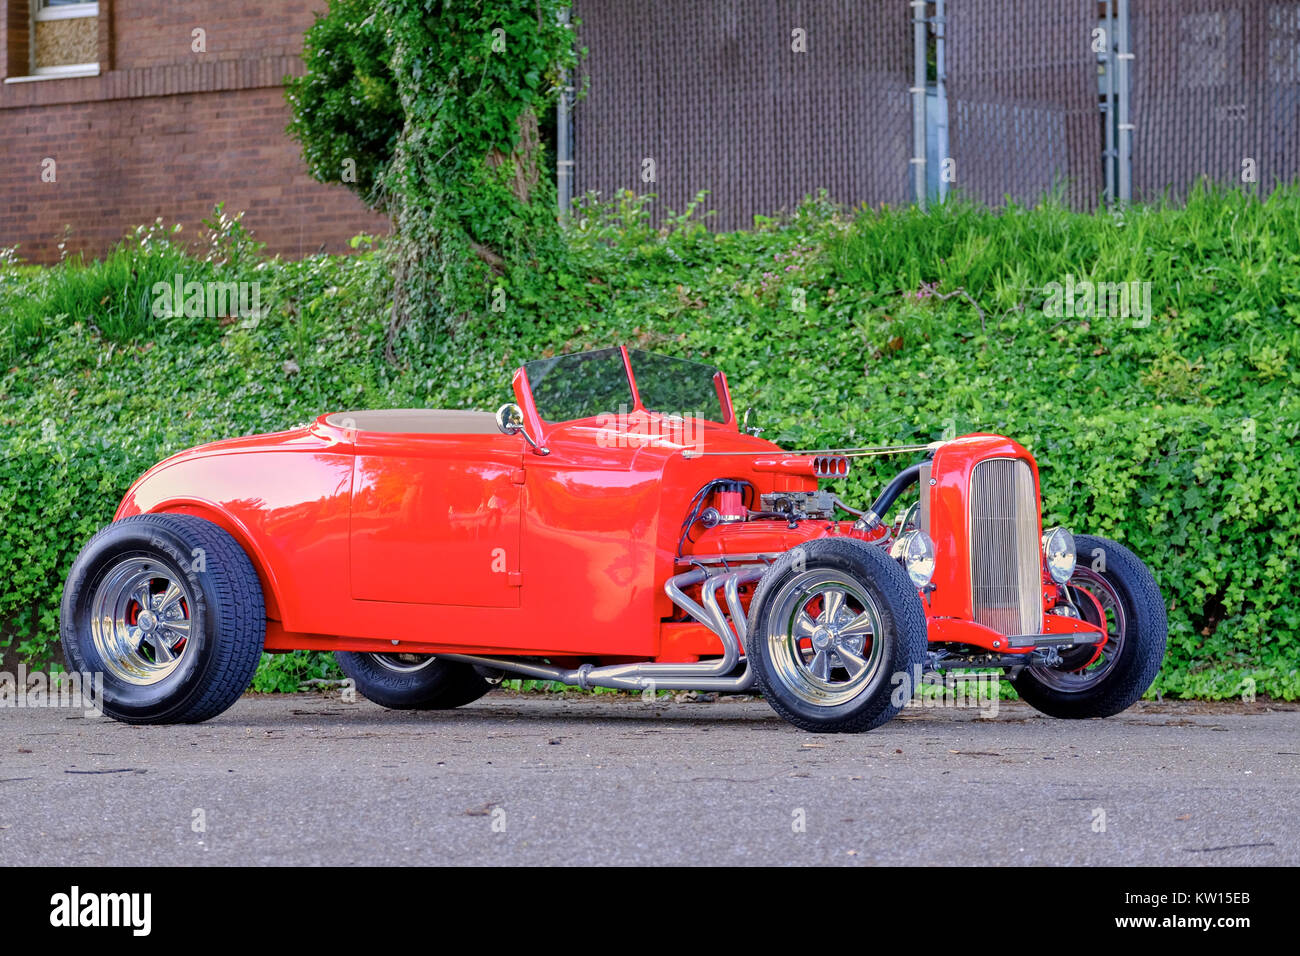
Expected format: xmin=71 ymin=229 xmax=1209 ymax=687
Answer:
xmin=0 ymin=693 xmax=1296 ymax=865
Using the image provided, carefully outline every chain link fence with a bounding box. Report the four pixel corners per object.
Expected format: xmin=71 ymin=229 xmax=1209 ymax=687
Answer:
xmin=945 ymin=0 xmax=1103 ymax=210
xmin=569 ymin=0 xmax=1300 ymax=223
xmin=1131 ymin=0 xmax=1300 ymax=201
xmin=572 ymin=0 xmax=913 ymax=228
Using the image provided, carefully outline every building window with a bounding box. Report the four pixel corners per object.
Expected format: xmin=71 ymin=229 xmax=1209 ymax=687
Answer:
xmin=32 ymin=0 xmax=99 ymax=75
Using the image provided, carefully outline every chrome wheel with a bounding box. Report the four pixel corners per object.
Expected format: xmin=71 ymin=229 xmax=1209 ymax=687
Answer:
xmin=1030 ymin=567 xmax=1128 ymax=692
xmin=89 ymin=557 xmax=194 ymax=685
xmin=764 ymin=569 xmax=887 ymax=706
xmin=370 ymin=652 xmax=438 ymax=673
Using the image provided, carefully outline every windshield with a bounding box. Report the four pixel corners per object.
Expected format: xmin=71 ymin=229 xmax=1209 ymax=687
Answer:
xmin=522 ymin=348 xmax=727 ymax=425
xmin=627 ymin=349 xmax=724 ymax=422
xmin=524 ymin=348 xmax=634 ymax=423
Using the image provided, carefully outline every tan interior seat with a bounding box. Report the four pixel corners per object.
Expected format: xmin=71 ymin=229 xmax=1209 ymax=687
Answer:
xmin=324 ymin=409 xmax=500 ymax=435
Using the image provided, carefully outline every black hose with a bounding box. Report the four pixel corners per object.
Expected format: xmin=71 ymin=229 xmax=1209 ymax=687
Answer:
xmin=863 ymin=462 xmax=925 ymax=529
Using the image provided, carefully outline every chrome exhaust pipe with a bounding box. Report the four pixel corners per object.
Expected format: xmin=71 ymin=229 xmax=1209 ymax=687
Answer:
xmin=441 ymin=564 xmax=766 ymax=693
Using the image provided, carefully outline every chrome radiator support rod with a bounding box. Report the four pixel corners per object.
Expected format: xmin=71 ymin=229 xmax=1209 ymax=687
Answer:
xmin=441 ymin=565 xmax=766 ymax=693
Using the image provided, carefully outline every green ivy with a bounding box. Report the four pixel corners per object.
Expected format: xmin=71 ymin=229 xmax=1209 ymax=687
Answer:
xmin=288 ymin=0 xmax=578 ymax=339
xmin=285 ymin=0 xmax=401 ymax=210
xmin=249 ymin=650 xmax=344 ymax=694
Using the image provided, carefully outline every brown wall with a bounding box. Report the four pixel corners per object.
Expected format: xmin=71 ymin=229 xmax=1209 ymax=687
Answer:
xmin=0 ymin=0 xmax=388 ymax=263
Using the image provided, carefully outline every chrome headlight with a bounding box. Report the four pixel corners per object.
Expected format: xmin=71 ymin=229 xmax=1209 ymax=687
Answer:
xmin=1042 ymin=526 xmax=1076 ymax=584
xmin=890 ymin=530 xmax=936 ymax=588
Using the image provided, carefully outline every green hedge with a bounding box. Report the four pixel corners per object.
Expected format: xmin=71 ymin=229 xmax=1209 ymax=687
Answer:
xmin=2 ymin=187 xmax=1297 ymax=698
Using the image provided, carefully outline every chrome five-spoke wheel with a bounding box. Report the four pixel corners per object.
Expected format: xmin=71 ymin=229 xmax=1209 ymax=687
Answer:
xmin=766 ymin=570 xmax=887 ymax=706
xmin=90 ymin=557 xmax=194 ymax=685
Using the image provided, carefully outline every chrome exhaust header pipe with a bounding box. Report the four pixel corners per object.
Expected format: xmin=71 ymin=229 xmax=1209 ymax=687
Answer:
xmin=441 ymin=564 xmax=767 ymax=693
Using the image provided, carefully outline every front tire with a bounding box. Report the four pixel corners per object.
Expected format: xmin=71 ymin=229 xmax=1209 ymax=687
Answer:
xmin=1012 ymin=534 xmax=1167 ymax=718
xmin=748 ymin=538 xmax=928 ymax=733
xmin=61 ymin=513 xmax=266 ymax=724
xmin=335 ymin=652 xmax=496 ymax=710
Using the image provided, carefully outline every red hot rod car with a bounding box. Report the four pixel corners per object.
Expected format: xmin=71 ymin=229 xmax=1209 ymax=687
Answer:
xmin=61 ymin=347 xmax=1167 ymax=732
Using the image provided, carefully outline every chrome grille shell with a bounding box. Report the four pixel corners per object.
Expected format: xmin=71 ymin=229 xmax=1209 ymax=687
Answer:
xmin=968 ymin=457 xmax=1042 ymax=636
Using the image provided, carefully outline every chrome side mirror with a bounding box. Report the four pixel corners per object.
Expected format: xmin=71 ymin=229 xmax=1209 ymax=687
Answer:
xmin=495 ymin=403 xmax=524 ymax=435
xmin=741 ymin=406 xmax=764 ymax=437
xmin=495 ymin=403 xmax=549 ymax=455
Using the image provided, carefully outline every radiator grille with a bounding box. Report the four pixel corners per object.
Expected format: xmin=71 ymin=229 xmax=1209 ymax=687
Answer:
xmin=969 ymin=458 xmax=1042 ymax=636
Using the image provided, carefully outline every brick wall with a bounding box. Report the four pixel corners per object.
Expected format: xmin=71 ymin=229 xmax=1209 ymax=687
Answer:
xmin=0 ymin=0 xmax=388 ymax=263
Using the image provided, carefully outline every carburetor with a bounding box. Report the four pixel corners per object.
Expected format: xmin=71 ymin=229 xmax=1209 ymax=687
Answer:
xmin=759 ymin=490 xmax=838 ymax=521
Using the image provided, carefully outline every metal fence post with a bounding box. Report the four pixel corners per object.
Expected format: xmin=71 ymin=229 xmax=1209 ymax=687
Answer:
xmin=1103 ymin=0 xmax=1116 ymax=208
xmin=557 ymin=7 xmax=574 ymax=217
xmin=911 ymin=0 xmax=928 ymax=211
xmin=933 ymin=0 xmax=947 ymax=203
xmin=1116 ymin=0 xmax=1133 ymax=206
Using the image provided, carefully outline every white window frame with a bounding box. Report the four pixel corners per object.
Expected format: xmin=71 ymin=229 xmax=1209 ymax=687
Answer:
xmin=33 ymin=1 xmax=100 ymax=22
xmin=25 ymin=0 xmax=100 ymax=79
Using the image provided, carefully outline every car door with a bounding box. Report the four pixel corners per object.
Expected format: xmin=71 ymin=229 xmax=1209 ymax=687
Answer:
xmin=348 ymin=432 xmax=523 ymax=608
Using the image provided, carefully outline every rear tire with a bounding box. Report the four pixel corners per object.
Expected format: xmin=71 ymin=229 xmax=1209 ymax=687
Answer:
xmin=335 ymin=652 xmax=495 ymax=710
xmin=1012 ymin=534 xmax=1167 ymax=719
xmin=60 ymin=513 xmax=266 ymax=724
xmin=748 ymin=538 xmax=928 ymax=733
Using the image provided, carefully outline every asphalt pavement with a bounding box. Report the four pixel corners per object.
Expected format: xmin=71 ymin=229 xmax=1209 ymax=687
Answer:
xmin=1 ymin=692 xmax=1296 ymax=866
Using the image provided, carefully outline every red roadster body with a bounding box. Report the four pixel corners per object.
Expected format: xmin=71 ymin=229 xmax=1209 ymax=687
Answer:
xmin=61 ymin=347 xmax=1167 ymax=731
